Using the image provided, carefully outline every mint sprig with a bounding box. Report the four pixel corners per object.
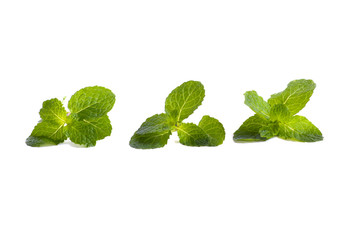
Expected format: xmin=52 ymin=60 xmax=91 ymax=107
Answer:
xmin=26 ymin=86 xmax=115 ymax=147
xmin=233 ymin=79 xmax=323 ymax=142
xmin=130 ymin=81 xmax=225 ymax=149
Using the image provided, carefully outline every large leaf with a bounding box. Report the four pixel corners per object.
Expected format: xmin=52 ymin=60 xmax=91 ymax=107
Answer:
xmin=68 ymin=86 xmax=115 ymax=120
xmin=165 ymin=81 xmax=205 ymax=122
xmin=65 ymin=115 xmax=112 ymax=147
xmin=268 ymin=79 xmax=316 ymax=115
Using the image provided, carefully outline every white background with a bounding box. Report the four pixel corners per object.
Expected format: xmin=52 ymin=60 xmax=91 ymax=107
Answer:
xmin=0 ymin=0 xmax=359 ymax=239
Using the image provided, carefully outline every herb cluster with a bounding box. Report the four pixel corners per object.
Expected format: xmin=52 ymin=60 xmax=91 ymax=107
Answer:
xmin=130 ymin=81 xmax=226 ymax=149
xmin=26 ymin=86 xmax=115 ymax=147
xmin=233 ymin=79 xmax=323 ymax=142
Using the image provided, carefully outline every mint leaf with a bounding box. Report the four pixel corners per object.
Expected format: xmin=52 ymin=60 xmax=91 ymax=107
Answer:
xmin=233 ymin=114 xmax=270 ymax=142
xmin=68 ymin=86 xmax=115 ymax=120
xmin=198 ymin=115 xmax=225 ymax=146
xmin=130 ymin=114 xmax=172 ymax=149
xmin=177 ymin=123 xmax=209 ymax=146
xmin=26 ymin=87 xmax=115 ymax=147
xmin=25 ymin=136 xmax=58 ymax=147
xmin=268 ymin=79 xmax=315 ymax=115
xmin=165 ymin=81 xmax=205 ymax=123
xmin=26 ymin=98 xmax=67 ymax=147
xmin=278 ymin=116 xmax=323 ymax=142
xmin=130 ymin=132 xmax=172 ymax=149
xmin=39 ymin=98 xmax=68 ymax=123
xmin=269 ymin=104 xmax=291 ymax=122
xmin=65 ymin=115 xmax=112 ymax=147
xmin=131 ymin=81 xmax=224 ymax=149
xmin=259 ymin=122 xmax=279 ymax=139
xmin=234 ymin=79 xmax=323 ymax=143
xmin=244 ymin=91 xmax=270 ymax=120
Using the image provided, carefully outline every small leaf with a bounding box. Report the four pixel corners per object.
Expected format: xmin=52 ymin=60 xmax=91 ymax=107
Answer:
xmin=269 ymin=104 xmax=291 ymax=122
xmin=68 ymin=86 xmax=115 ymax=120
xmin=278 ymin=115 xmax=323 ymax=142
xmin=198 ymin=115 xmax=225 ymax=146
xmin=165 ymin=81 xmax=205 ymax=123
xmin=233 ymin=114 xmax=270 ymax=142
xmin=259 ymin=122 xmax=279 ymax=139
xmin=25 ymin=136 xmax=58 ymax=147
xmin=26 ymin=98 xmax=67 ymax=147
xmin=130 ymin=132 xmax=172 ymax=149
xmin=177 ymin=123 xmax=209 ymax=146
xmin=244 ymin=91 xmax=271 ymax=119
xmin=39 ymin=98 xmax=68 ymax=123
xmin=268 ymin=79 xmax=316 ymax=115
xmin=130 ymin=114 xmax=172 ymax=149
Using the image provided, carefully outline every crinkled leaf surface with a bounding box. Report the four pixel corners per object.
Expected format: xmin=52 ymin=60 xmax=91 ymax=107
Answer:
xmin=26 ymin=98 xmax=67 ymax=147
xmin=65 ymin=115 xmax=112 ymax=147
xmin=165 ymin=81 xmax=205 ymax=122
xmin=177 ymin=123 xmax=209 ymax=146
xmin=233 ymin=114 xmax=270 ymax=142
xmin=278 ymin=115 xmax=323 ymax=142
xmin=244 ymin=91 xmax=270 ymax=120
xmin=259 ymin=122 xmax=279 ymax=139
xmin=198 ymin=115 xmax=225 ymax=146
xmin=68 ymin=86 xmax=115 ymax=120
xmin=268 ymin=79 xmax=315 ymax=115
xmin=130 ymin=114 xmax=172 ymax=149
xmin=269 ymin=104 xmax=291 ymax=122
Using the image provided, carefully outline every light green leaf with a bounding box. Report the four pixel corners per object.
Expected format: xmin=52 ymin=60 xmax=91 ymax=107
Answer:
xmin=278 ymin=115 xmax=323 ymax=142
xmin=29 ymin=120 xmax=67 ymax=143
xmin=26 ymin=98 xmax=68 ymax=147
xmin=65 ymin=115 xmax=112 ymax=147
xmin=268 ymin=79 xmax=316 ymax=115
xmin=68 ymin=86 xmax=115 ymax=120
xmin=177 ymin=123 xmax=209 ymax=146
xmin=269 ymin=104 xmax=291 ymax=122
xmin=165 ymin=81 xmax=205 ymax=123
xmin=244 ymin=91 xmax=271 ymax=119
xmin=198 ymin=115 xmax=225 ymax=146
xmin=39 ymin=98 xmax=68 ymax=123
xmin=233 ymin=114 xmax=270 ymax=142
xmin=130 ymin=114 xmax=172 ymax=149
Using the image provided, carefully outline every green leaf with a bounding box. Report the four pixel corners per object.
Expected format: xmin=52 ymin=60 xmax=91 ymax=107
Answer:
xmin=198 ymin=115 xmax=225 ymax=146
xmin=68 ymin=86 xmax=115 ymax=120
xmin=268 ymin=79 xmax=316 ymax=115
xmin=25 ymin=136 xmax=58 ymax=147
xmin=244 ymin=91 xmax=271 ymax=119
xmin=39 ymin=98 xmax=68 ymax=123
xmin=259 ymin=122 xmax=279 ymax=139
xmin=65 ymin=115 xmax=112 ymax=147
xmin=177 ymin=123 xmax=209 ymax=146
xmin=130 ymin=114 xmax=172 ymax=149
xmin=233 ymin=114 xmax=270 ymax=142
xmin=165 ymin=81 xmax=205 ymax=123
xmin=269 ymin=104 xmax=291 ymax=122
xmin=26 ymin=98 xmax=68 ymax=147
xmin=278 ymin=115 xmax=323 ymax=142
